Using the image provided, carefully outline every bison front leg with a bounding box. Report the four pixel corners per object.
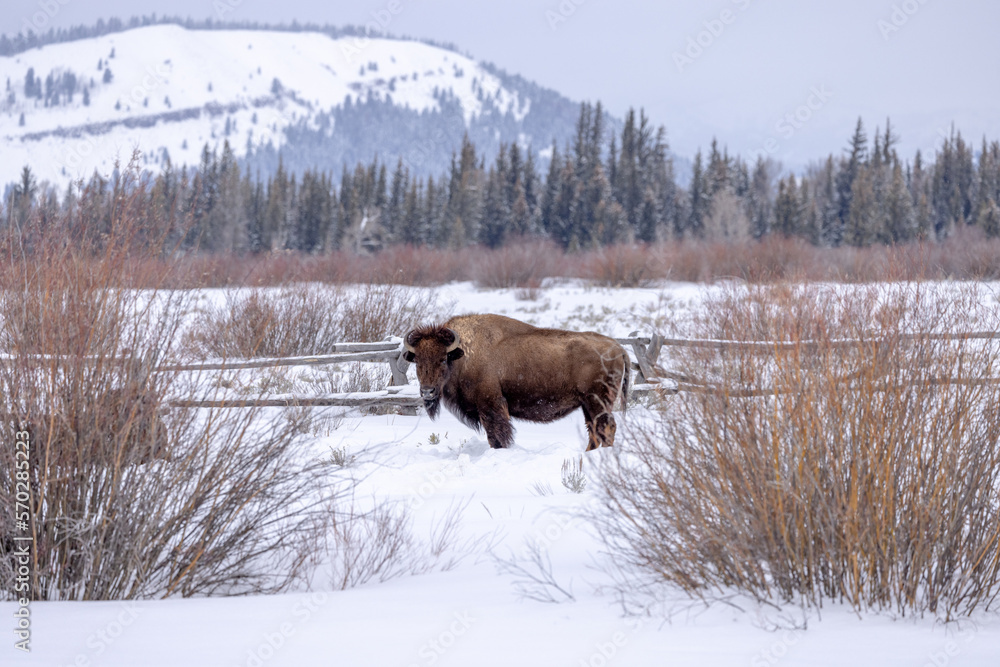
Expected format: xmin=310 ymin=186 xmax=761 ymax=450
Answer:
xmin=480 ymin=396 xmax=515 ymax=449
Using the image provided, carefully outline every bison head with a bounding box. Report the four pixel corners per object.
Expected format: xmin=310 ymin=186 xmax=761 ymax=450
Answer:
xmin=403 ymin=326 xmax=465 ymax=418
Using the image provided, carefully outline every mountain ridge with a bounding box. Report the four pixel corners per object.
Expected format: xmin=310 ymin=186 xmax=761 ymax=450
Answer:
xmin=0 ymin=22 xmax=602 ymax=190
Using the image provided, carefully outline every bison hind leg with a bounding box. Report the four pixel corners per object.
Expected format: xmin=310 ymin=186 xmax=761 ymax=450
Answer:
xmin=595 ymin=412 xmax=616 ymax=449
xmin=582 ymin=401 xmax=617 ymax=451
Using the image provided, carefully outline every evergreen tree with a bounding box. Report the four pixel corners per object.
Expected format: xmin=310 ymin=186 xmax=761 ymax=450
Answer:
xmin=687 ymin=151 xmax=709 ymax=239
xmin=296 ymin=170 xmax=334 ymax=252
xmin=978 ymin=197 xmax=1000 ymax=238
xmin=650 ymin=127 xmax=678 ymax=242
xmin=540 ymin=141 xmax=563 ymax=239
xmin=799 ymin=181 xmax=819 ymax=245
xmin=885 ymin=158 xmax=915 ymax=243
xmin=817 ymin=156 xmax=839 ymax=246
xmin=773 ymin=176 xmax=802 ymax=238
xmin=479 ymin=156 xmax=511 ymax=248
xmin=836 ymin=118 xmax=868 ymax=245
xmin=707 ymin=138 xmax=730 ymax=196
xmin=568 ymin=101 xmax=607 ymax=247
xmin=549 ymin=151 xmax=579 ymax=249
xmin=210 ymin=140 xmax=243 ymax=251
xmin=974 ymin=139 xmax=1000 ymax=228
xmin=399 ymin=179 xmax=422 ymax=245
xmin=384 ymin=159 xmax=408 ymax=243
xmin=444 ymin=135 xmax=481 ymax=248
xmin=521 ymin=148 xmax=541 ymax=235
xmin=845 ymin=166 xmax=877 ymax=247
xmin=246 ymin=177 xmax=266 ymax=253
xmin=747 ymin=157 xmax=774 ymax=240
xmin=424 ymin=176 xmax=445 ymax=246
xmin=261 ymin=159 xmax=290 ymax=252
xmin=24 ymin=68 xmax=38 ymax=97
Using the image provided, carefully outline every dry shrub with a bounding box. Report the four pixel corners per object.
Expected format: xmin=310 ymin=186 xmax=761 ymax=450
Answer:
xmin=327 ymin=498 xmax=491 ymax=590
xmin=0 ymin=167 xmax=334 ymax=600
xmin=182 ymin=283 xmax=442 ymax=358
xmin=580 ymin=244 xmax=668 ymax=287
xmin=153 ymin=246 xmax=475 ymax=289
xmin=340 ymin=283 xmax=441 ymax=342
xmin=34 ymin=224 xmax=1000 ymax=291
xmin=594 ymin=282 xmax=1000 ymax=619
xmin=362 ymin=245 xmax=474 ymax=286
xmin=473 ymin=238 xmax=565 ymax=288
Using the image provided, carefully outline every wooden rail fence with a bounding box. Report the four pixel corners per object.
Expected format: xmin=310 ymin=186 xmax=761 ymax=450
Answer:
xmin=9 ymin=330 xmax=1000 ymax=410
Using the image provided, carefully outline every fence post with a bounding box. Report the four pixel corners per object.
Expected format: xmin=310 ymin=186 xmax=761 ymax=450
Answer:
xmin=626 ymin=332 xmax=665 ymax=384
xmin=388 ymin=338 xmax=417 ymax=416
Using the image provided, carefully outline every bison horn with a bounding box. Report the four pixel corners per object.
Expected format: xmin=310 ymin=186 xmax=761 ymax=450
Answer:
xmin=403 ymin=330 xmax=419 ymax=354
xmin=444 ymin=329 xmax=461 ymax=353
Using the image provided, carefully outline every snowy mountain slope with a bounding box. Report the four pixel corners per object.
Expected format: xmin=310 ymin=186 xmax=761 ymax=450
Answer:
xmin=0 ymin=24 xmax=578 ymax=189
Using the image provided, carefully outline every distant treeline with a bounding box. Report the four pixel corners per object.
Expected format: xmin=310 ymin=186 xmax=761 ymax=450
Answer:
xmin=0 ymin=14 xmax=461 ymax=58
xmin=4 ymin=103 xmax=999 ymax=255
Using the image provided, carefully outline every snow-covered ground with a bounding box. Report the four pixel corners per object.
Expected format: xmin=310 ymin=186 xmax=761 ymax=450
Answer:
xmin=5 ymin=280 xmax=1000 ymax=666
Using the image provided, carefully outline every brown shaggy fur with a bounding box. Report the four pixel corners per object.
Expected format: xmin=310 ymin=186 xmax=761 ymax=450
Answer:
xmin=404 ymin=314 xmax=629 ymax=450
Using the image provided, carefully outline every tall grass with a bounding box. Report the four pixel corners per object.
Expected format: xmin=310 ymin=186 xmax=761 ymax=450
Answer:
xmin=593 ymin=282 xmax=1000 ymax=619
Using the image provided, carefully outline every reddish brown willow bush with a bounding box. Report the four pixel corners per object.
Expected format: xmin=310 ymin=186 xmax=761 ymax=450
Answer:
xmin=593 ymin=282 xmax=1000 ymax=619
xmin=181 ymin=283 xmax=443 ymax=359
xmin=13 ymin=224 xmax=995 ymax=290
xmin=0 ymin=167 xmax=334 ymax=600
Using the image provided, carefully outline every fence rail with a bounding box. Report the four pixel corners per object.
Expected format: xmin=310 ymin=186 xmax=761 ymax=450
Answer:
xmin=8 ymin=330 xmax=1000 ymax=410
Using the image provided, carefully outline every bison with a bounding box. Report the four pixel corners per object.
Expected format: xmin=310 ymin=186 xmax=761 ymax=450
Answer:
xmin=403 ymin=314 xmax=630 ymax=450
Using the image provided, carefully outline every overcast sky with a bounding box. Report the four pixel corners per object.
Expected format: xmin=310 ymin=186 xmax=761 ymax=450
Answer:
xmin=4 ymin=0 xmax=998 ymax=167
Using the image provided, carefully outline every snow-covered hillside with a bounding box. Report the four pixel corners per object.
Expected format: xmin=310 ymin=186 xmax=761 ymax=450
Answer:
xmin=0 ymin=24 xmax=576 ymax=189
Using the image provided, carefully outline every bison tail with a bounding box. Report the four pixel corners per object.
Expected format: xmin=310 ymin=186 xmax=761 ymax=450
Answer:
xmin=620 ymin=353 xmax=630 ymax=414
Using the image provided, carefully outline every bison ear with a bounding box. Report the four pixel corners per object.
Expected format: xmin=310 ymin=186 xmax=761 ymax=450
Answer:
xmin=447 ymin=347 xmax=464 ymax=363
xmin=403 ymin=350 xmax=415 ymax=363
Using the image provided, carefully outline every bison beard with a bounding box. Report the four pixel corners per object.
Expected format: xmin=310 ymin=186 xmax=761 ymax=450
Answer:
xmin=404 ymin=314 xmax=629 ymax=451
xmin=423 ymin=393 xmax=441 ymax=419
